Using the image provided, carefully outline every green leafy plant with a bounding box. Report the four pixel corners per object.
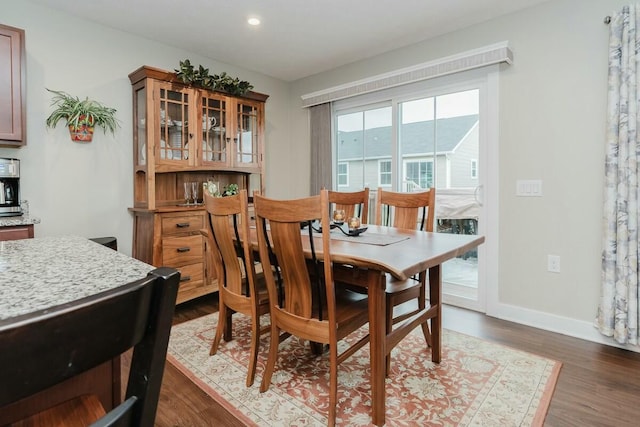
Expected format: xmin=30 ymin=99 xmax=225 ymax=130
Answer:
xmin=175 ymin=59 xmax=254 ymax=96
xmin=210 ymin=72 xmax=254 ymax=96
xmin=222 ymin=183 xmax=239 ymax=196
xmin=45 ymin=89 xmax=119 ymax=136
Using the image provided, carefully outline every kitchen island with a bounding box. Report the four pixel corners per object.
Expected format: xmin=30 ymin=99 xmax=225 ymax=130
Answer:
xmin=0 ymin=235 xmax=154 ymax=423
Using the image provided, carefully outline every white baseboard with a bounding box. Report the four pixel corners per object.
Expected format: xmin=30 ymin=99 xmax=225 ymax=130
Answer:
xmin=487 ymin=302 xmax=640 ymax=353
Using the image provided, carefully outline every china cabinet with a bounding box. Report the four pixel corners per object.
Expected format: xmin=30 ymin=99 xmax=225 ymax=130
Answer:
xmin=0 ymin=24 xmax=26 ymax=146
xmin=128 ymin=65 xmax=268 ymax=304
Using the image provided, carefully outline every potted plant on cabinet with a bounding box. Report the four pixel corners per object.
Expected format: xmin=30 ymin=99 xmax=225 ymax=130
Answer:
xmin=45 ymin=89 xmax=119 ymax=142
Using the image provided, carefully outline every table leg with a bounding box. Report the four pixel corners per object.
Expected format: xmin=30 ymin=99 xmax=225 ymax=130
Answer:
xmin=429 ymin=264 xmax=442 ymax=363
xmin=368 ymin=269 xmax=386 ymax=426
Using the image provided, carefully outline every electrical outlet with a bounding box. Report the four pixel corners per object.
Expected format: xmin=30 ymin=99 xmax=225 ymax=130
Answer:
xmin=547 ymin=255 xmax=561 ymax=273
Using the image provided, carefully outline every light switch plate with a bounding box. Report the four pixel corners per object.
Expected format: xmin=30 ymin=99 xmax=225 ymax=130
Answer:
xmin=516 ymin=180 xmax=542 ymax=196
xmin=547 ymin=254 xmax=561 ymax=273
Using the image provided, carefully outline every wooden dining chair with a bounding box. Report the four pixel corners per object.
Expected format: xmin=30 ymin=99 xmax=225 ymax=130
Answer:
xmin=254 ymin=190 xmax=370 ymax=427
xmin=0 ymin=267 xmax=180 ymax=427
xmin=201 ymin=188 xmax=270 ymax=387
xmin=375 ymin=186 xmax=436 ymax=372
xmin=327 ymin=187 xmax=370 ymax=224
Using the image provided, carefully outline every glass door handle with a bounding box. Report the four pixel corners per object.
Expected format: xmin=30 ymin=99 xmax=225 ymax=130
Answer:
xmin=474 ymin=185 xmax=483 ymax=206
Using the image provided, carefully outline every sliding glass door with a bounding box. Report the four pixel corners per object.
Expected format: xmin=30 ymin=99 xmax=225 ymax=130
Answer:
xmin=398 ymin=89 xmax=482 ymax=310
xmin=334 ymin=81 xmax=488 ymax=312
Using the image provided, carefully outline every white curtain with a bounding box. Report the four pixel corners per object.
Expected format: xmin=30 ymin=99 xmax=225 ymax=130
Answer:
xmin=597 ymin=5 xmax=640 ymax=345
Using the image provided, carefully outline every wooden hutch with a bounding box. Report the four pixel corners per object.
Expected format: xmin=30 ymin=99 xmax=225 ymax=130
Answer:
xmin=128 ymin=65 xmax=268 ymax=304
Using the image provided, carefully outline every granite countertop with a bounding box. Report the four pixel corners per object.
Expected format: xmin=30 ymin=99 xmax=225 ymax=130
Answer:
xmin=0 ymin=235 xmax=154 ymax=321
xmin=0 ymin=216 xmax=41 ymax=227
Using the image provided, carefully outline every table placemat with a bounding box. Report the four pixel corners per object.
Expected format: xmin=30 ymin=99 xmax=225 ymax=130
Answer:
xmin=328 ymin=228 xmax=408 ymax=245
xmin=299 ymin=225 xmax=408 ymax=246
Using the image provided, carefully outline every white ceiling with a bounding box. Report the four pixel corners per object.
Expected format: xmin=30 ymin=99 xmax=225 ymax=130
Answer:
xmin=29 ymin=0 xmax=551 ymax=82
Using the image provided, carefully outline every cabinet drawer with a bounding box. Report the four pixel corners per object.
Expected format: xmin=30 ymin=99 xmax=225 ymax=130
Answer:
xmin=0 ymin=225 xmax=34 ymax=241
xmin=162 ymin=215 xmax=204 ymax=236
xmin=176 ymin=262 xmax=204 ymax=291
xmin=162 ymin=235 xmax=203 ymax=266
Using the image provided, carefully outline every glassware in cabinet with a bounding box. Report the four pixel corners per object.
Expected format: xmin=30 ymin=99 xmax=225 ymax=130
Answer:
xmin=201 ymin=94 xmax=227 ymax=166
xmin=234 ymin=100 xmax=262 ymax=169
xmin=159 ymin=86 xmax=191 ymax=163
xmin=135 ymin=86 xmax=147 ymax=166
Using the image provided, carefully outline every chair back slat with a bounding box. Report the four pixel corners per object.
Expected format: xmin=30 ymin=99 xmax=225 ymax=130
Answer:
xmin=254 ymin=191 xmax=334 ymax=324
xmin=270 ymin=221 xmax=314 ymax=317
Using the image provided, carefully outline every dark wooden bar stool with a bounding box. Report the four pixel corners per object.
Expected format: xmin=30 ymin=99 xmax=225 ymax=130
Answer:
xmin=89 ymin=236 xmax=117 ymax=251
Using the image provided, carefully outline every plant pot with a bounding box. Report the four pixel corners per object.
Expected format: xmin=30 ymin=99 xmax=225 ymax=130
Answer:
xmin=68 ymin=124 xmax=94 ymax=142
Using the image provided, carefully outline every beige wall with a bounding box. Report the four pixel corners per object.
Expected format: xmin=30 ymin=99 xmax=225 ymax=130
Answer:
xmin=288 ymin=0 xmax=631 ymax=347
xmin=0 ymin=0 xmax=291 ymax=256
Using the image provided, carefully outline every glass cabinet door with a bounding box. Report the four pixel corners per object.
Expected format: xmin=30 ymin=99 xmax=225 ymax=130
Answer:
xmin=234 ymin=101 xmax=260 ymax=168
xmin=135 ymin=86 xmax=146 ymax=167
xmin=201 ymin=94 xmax=227 ymax=166
xmin=158 ymin=85 xmax=190 ymax=164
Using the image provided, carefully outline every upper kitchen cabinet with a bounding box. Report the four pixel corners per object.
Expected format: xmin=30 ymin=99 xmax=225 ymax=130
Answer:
xmin=128 ymin=65 xmax=267 ymax=210
xmin=0 ymin=24 xmax=26 ymax=146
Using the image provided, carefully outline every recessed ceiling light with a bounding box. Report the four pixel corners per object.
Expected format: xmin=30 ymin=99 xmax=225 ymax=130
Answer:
xmin=248 ymin=17 xmax=261 ymax=26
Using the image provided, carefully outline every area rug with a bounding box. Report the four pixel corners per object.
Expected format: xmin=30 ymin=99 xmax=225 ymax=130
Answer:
xmin=167 ymin=313 xmax=561 ymax=426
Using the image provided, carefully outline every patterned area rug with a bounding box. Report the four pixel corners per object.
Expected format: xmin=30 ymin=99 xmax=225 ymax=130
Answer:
xmin=167 ymin=313 xmax=561 ymax=426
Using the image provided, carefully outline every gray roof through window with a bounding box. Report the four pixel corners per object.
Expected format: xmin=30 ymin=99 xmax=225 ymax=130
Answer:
xmin=336 ymin=114 xmax=478 ymax=160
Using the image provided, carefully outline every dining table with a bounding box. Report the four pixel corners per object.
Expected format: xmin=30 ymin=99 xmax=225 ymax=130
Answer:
xmin=250 ymin=223 xmax=485 ymax=426
xmin=0 ymin=235 xmax=154 ymax=424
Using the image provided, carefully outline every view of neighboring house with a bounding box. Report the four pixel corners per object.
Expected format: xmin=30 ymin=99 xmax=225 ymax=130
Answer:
xmin=336 ymin=114 xmax=481 ymax=233
xmin=336 ymin=114 xmax=479 ymax=192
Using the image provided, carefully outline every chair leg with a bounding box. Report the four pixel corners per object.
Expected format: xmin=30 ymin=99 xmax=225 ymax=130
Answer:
xmin=419 ymin=272 xmax=432 ymax=347
xmin=385 ymin=294 xmax=393 ymax=377
xmin=223 ymin=308 xmax=233 ymax=341
xmin=259 ymin=323 xmax=281 ymax=393
xmin=310 ymin=341 xmax=325 ymax=355
xmin=328 ymin=345 xmax=338 ymax=427
xmin=210 ymin=304 xmax=227 ymax=356
xmin=246 ymin=312 xmax=260 ymax=387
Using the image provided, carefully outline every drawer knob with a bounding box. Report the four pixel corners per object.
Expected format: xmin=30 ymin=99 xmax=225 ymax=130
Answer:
xmin=177 ymin=247 xmax=191 ymax=253
xmin=179 ymin=275 xmax=191 ymax=282
xmin=176 ymin=222 xmax=190 ymax=228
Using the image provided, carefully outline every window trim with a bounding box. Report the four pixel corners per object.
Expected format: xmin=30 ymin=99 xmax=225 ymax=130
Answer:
xmin=337 ymin=162 xmax=349 ymax=187
xmin=402 ymin=159 xmax=433 ymax=190
xmin=378 ymin=159 xmax=392 ymax=187
xmin=301 ymin=42 xmax=511 ymax=107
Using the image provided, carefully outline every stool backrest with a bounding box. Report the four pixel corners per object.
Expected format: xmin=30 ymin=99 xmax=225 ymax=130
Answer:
xmin=0 ymin=267 xmax=180 ymax=427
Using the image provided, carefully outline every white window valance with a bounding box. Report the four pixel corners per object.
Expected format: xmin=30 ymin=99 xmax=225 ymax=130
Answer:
xmin=301 ymin=41 xmax=512 ymax=108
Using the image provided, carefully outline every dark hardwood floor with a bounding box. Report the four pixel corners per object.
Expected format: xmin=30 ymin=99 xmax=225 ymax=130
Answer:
xmin=153 ymin=294 xmax=640 ymax=426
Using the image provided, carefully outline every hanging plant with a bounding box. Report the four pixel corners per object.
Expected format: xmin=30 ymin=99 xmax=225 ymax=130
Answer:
xmin=175 ymin=59 xmax=254 ymax=96
xmin=45 ymin=89 xmax=119 ymax=142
